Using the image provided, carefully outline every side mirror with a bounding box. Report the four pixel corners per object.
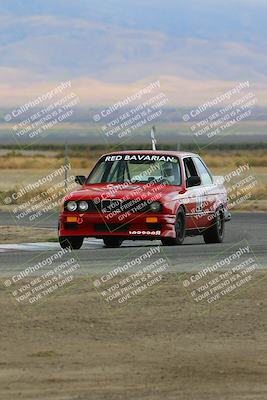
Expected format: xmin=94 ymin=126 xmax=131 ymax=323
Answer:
xmin=75 ymin=175 xmax=86 ymax=185
xmin=186 ymin=176 xmax=201 ymax=188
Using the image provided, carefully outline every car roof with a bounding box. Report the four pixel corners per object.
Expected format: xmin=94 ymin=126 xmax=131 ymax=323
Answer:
xmin=101 ymin=150 xmax=199 ymax=158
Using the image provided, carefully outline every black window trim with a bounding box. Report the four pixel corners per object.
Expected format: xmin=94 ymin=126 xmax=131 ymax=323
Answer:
xmin=192 ymin=156 xmax=214 ymax=186
xmin=182 ymin=156 xmax=213 ymax=188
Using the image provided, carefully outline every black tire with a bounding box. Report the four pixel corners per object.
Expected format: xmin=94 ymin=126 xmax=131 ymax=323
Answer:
xmin=103 ymin=237 xmax=123 ymax=248
xmin=161 ymin=207 xmax=185 ymax=246
xmin=203 ymin=209 xmax=225 ymax=244
xmin=59 ymin=236 xmax=84 ymax=250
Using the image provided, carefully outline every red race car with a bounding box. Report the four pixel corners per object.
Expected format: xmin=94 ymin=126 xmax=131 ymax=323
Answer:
xmin=58 ymin=150 xmax=231 ymax=249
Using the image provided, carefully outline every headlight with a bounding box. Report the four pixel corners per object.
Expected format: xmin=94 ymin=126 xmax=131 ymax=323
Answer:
xmin=66 ymin=201 xmax=77 ymax=212
xmin=150 ymin=201 xmax=162 ymax=212
xmin=78 ymin=201 xmax=89 ymax=211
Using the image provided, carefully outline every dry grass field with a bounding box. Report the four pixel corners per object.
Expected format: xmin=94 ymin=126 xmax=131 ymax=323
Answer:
xmin=0 ymin=149 xmax=266 ymax=210
xmin=0 ymin=149 xmax=267 ymax=170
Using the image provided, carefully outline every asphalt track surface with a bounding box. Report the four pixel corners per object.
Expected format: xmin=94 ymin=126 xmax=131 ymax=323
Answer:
xmin=0 ymin=212 xmax=266 ymax=276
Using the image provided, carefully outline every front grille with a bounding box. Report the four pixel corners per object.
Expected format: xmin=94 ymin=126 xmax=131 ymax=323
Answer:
xmin=65 ymin=199 xmax=158 ymax=213
xmin=101 ymin=199 xmax=151 ymax=214
xmin=121 ymin=199 xmax=151 ymax=213
xmin=101 ymin=199 xmax=122 ymax=213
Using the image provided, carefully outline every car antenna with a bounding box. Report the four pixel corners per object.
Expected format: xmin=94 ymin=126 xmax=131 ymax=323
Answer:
xmin=151 ymin=126 xmax=157 ymax=150
xmin=64 ymin=140 xmax=69 ymax=190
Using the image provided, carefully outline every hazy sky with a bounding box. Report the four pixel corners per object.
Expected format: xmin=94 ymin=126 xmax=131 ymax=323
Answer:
xmin=0 ymin=0 xmax=267 ymax=106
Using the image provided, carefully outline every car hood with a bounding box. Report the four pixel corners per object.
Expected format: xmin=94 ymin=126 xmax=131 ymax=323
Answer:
xmin=65 ymin=183 xmax=184 ymax=202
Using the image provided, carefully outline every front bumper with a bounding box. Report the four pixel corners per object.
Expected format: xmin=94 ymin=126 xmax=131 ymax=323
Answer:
xmin=59 ymin=212 xmax=176 ymax=239
xmin=224 ymin=209 xmax=231 ymax=222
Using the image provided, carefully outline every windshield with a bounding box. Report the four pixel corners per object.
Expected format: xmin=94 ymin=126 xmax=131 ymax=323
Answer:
xmin=86 ymin=154 xmax=181 ymax=185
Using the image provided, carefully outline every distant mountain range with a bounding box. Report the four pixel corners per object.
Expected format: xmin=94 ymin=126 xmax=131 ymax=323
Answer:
xmin=0 ymin=0 xmax=267 ymax=106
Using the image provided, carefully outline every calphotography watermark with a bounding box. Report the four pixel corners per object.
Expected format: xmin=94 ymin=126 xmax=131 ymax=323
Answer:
xmin=2 ymin=247 xmax=81 ymax=313
xmin=216 ymin=163 xmax=265 ymax=209
xmin=93 ymin=246 xmax=171 ymax=310
xmin=90 ymin=155 xmax=179 ymax=232
xmin=93 ymin=80 xmax=169 ymax=144
xmin=181 ymin=240 xmax=262 ymax=309
xmin=0 ymin=164 xmax=77 ymax=226
xmin=4 ymin=81 xmax=80 ymax=148
xmin=182 ymin=81 xmax=258 ymax=148
xmin=181 ymin=161 xmax=265 ymax=229
xmin=183 ymin=81 xmax=250 ymax=122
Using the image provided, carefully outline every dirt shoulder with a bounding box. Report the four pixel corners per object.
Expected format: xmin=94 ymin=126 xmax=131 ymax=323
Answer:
xmin=0 ymin=274 xmax=267 ymax=400
xmin=0 ymin=225 xmax=57 ymax=244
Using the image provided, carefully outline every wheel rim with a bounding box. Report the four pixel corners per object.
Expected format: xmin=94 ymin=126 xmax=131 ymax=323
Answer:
xmin=217 ymin=213 xmax=224 ymax=237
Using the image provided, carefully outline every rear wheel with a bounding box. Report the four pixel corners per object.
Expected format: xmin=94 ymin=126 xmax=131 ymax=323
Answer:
xmin=59 ymin=236 xmax=84 ymax=250
xmin=103 ymin=237 xmax=123 ymax=248
xmin=161 ymin=207 xmax=185 ymax=246
xmin=203 ymin=210 xmax=225 ymax=244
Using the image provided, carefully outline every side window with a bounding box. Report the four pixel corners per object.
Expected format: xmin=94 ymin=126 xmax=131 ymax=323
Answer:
xmin=193 ymin=157 xmax=213 ymax=186
xmin=183 ymin=157 xmax=198 ymax=180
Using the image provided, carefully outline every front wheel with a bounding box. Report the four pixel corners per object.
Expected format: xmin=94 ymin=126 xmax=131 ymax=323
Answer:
xmin=203 ymin=210 xmax=225 ymax=244
xmin=59 ymin=236 xmax=84 ymax=250
xmin=103 ymin=238 xmax=123 ymax=248
xmin=161 ymin=208 xmax=185 ymax=246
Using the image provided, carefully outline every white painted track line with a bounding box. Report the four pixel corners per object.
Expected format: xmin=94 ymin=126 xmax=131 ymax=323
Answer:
xmin=0 ymin=239 xmax=102 ymax=253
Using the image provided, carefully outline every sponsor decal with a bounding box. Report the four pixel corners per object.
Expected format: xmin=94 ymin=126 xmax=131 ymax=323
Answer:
xmin=129 ymin=230 xmax=161 ymax=235
xmin=104 ymin=155 xmax=176 ymax=162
